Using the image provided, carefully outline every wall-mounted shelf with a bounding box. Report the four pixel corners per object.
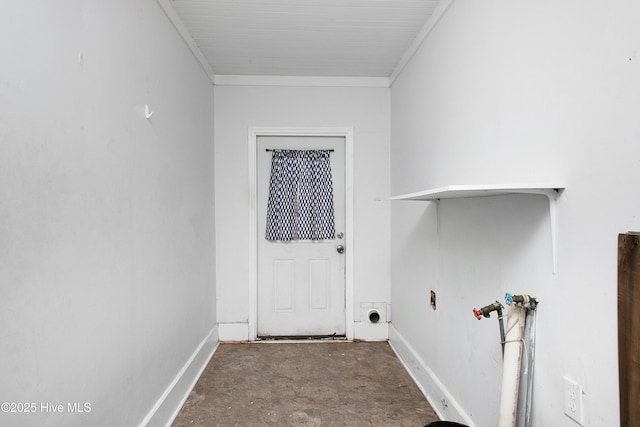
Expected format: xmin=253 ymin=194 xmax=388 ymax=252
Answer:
xmin=389 ymin=184 xmax=565 ymax=273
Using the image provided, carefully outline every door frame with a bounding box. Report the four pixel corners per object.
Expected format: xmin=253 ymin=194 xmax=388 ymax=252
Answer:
xmin=248 ymin=126 xmax=354 ymax=341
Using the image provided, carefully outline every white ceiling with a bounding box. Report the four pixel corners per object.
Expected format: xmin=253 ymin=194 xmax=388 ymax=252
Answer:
xmin=159 ymin=0 xmax=448 ymax=84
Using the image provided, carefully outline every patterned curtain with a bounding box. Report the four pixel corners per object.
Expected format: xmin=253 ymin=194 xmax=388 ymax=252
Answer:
xmin=265 ymin=149 xmax=335 ymax=241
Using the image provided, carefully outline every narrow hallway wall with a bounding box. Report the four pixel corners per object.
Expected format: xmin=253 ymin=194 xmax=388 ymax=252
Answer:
xmin=390 ymin=0 xmax=640 ymax=425
xmin=0 ymin=1 xmax=216 ymax=426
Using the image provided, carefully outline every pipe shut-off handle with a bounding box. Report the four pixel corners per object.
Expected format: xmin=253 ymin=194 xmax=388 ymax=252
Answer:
xmin=473 ymin=301 xmax=504 ymax=320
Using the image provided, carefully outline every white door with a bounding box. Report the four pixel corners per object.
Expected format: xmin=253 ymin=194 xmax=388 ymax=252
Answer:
xmin=257 ymin=135 xmax=346 ymax=337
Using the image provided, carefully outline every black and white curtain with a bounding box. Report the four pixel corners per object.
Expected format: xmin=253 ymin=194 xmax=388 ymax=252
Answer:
xmin=265 ymin=149 xmax=335 ymax=241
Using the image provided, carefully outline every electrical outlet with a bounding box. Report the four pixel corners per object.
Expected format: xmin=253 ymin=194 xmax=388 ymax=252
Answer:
xmin=440 ymin=398 xmax=449 ymax=410
xmin=563 ymin=376 xmax=584 ymax=425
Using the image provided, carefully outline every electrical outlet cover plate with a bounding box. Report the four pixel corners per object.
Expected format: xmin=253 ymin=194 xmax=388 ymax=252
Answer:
xmin=563 ymin=376 xmax=584 ymax=425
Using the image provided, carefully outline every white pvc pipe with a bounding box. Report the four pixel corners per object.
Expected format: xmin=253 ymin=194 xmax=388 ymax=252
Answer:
xmin=498 ymin=304 xmax=527 ymax=427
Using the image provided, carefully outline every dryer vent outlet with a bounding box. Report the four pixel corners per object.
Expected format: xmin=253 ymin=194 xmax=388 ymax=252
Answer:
xmin=360 ymin=302 xmax=387 ymax=323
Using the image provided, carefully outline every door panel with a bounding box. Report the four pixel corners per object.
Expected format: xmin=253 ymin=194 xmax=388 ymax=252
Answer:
xmin=257 ymin=135 xmax=345 ymax=337
xmin=274 ymin=260 xmax=294 ymax=311
xmin=309 ymin=260 xmax=329 ymax=310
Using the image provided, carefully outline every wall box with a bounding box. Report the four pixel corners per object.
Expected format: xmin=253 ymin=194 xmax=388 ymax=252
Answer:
xmin=389 ymin=184 xmax=565 ymax=273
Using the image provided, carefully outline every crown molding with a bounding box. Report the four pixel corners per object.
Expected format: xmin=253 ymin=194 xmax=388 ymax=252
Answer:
xmin=213 ymin=75 xmax=390 ymax=88
xmin=389 ymin=0 xmax=456 ymax=86
xmin=155 ymin=0 xmax=215 ymax=84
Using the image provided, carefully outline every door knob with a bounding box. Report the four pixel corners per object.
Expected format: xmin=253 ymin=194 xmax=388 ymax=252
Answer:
xmin=336 ymin=245 xmax=345 ymax=254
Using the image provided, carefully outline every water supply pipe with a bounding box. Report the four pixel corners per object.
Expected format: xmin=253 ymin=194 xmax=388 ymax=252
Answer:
xmin=498 ymin=293 xmax=538 ymax=427
xmin=473 ymin=301 xmax=506 ymax=355
xmin=513 ymin=295 xmax=538 ymax=427
xmin=473 ymin=294 xmax=539 ymax=427
xmin=523 ymin=309 xmax=537 ymax=427
xmin=505 ymin=293 xmax=538 ymax=310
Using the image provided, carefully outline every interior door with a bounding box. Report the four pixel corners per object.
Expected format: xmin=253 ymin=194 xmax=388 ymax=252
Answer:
xmin=257 ymin=135 xmax=345 ymax=337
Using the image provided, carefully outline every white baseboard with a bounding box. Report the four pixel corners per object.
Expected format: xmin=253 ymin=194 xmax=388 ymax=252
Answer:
xmin=388 ymin=323 xmax=475 ymax=427
xmin=218 ymin=322 xmax=249 ymax=341
xmin=353 ymin=321 xmax=389 ymax=341
xmin=141 ymin=325 xmax=219 ymax=427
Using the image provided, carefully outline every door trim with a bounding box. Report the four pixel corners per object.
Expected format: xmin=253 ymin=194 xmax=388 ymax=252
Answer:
xmin=248 ymin=127 xmax=354 ymax=341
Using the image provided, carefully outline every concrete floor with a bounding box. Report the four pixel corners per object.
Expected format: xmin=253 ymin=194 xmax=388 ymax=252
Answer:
xmin=172 ymin=341 xmax=440 ymax=426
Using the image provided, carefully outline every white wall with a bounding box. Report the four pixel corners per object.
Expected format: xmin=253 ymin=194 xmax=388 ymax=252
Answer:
xmin=390 ymin=0 xmax=640 ymax=426
xmin=0 ymin=2 xmax=216 ymax=426
xmin=214 ymin=85 xmax=390 ymax=340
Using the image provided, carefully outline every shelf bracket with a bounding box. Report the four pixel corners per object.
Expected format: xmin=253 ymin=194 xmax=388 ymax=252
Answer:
xmin=540 ymin=189 xmax=561 ymax=274
xmin=498 ymin=188 xmax=562 ymax=274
